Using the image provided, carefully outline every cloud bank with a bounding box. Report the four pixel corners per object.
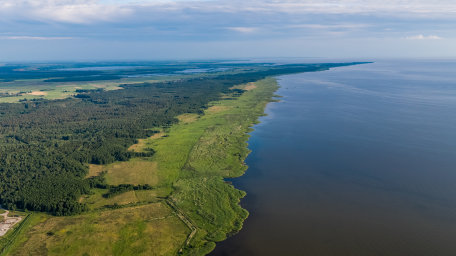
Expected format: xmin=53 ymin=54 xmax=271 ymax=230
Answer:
xmin=406 ymin=34 xmax=443 ymax=40
xmin=0 ymin=0 xmax=454 ymax=60
xmin=1 ymin=0 xmax=456 ymax=25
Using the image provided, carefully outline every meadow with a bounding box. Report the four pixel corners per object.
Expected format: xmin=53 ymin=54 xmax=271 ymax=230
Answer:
xmin=6 ymin=204 xmax=189 ymax=256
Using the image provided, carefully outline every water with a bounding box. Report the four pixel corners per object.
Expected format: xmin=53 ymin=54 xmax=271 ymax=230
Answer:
xmin=212 ymin=60 xmax=456 ymax=256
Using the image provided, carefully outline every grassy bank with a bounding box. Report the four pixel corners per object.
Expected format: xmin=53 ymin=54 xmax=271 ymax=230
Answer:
xmin=171 ymin=78 xmax=279 ymax=255
xmin=2 ymin=78 xmax=279 ymax=255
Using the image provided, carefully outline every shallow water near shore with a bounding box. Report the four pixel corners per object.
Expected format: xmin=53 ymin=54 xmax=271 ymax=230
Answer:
xmin=212 ymin=60 xmax=456 ymax=256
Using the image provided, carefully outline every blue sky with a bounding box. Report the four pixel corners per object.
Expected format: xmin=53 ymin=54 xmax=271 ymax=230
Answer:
xmin=0 ymin=0 xmax=455 ymax=61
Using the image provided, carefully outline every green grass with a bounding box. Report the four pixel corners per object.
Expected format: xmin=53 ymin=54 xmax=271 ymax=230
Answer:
xmin=4 ymin=77 xmax=279 ymax=255
xmin=172 ymin=177 xmax=248 ymax=245
xmin=89 ymin=158 xmax=159 ymax=186
xmin=80 ymin=188 xmax=172 ymax=211
xmin=107 ymin=77 xmax=277 ymax=254
xmin=0 ymin=80 xmax=126 ymax=103
xmin=127 ymin=132 xmax=165 ymax=153
xmin=7 ymin=204 xmax=189 ymax=256
xmin=0 ymin=212 xmax=37 ymax=256
xmin=168 ymin=78 xmax=279 ymax=254
xmin=0 ymin=71 xmax=229 ymax=103
xmin=177 ymin=114 xmax=199 ymax=124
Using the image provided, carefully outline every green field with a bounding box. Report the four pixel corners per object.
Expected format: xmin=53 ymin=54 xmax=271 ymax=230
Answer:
xmin=0 ymin=80 xmax=125 ymax=103
xmin=1 ymin=78 xmax=279 ymax=255
xmin=6 ymin=204 xmax=189 ymax=256
xmin=89 ymin=159 xmax=159 ymax=186
xmin=0 ymin=71 xmax=200 ymax=103
xmin=0 ymin=63 xmax=260 ymax=103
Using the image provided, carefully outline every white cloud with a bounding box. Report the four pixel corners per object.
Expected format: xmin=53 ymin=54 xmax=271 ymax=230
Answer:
xmin=0 ymin=36 xmax=74 ymax=40
xmin=406 ymin=34 xmax=443 ymax=40
xmin=0 ymin=0 xmax=133 ymax=24
xmin=226 ymin=27 xmax=257 ymax=33
xmin=1 ymin=0 xmax=456 ymax=25
xmin=290 ymin=24 xmax=370 ymax=30
xmin=133 ymin=0 xmax=456 ymax=16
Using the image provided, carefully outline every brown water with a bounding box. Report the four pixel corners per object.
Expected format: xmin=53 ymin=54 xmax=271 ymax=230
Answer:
xmin=212 ymin=60 xmax=456 ymax=256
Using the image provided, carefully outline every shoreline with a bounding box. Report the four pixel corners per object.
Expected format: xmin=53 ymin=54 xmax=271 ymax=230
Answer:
xmin=2 ymin=77 xmax=281 ymax=255
xmin=2 ymin=64 xmax=365 ymax=255
xmin=1 ymin=64 xmax=365 ymax=255
xmin=210 ymin=77 xmax=282 ymax=254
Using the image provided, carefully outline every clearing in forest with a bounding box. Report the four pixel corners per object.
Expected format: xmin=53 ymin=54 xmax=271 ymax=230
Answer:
xmin=89 ymin=159 xmax=159 ymax=186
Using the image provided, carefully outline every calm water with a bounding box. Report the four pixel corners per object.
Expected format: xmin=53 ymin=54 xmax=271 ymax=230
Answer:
xmin=212 ymin=60 xmax=456 ymax=256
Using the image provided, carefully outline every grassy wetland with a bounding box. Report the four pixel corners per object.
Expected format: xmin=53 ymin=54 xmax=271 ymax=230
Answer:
xmin=0 ymin=62 xmax=359 ymax=255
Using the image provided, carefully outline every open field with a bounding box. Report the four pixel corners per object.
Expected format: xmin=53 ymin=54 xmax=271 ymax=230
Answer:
xmin=127 ymin=132 xmax=165 ymax=153
xmin=0 ymin=72 xmax=199 ymax=103
xmin=80 ymin=188 xmax=171 ymax=211
xmin=0 ymin=62 xmax=264 ymax=103
xmin=0 ymin=80 xmax=126 ymax=103
xmin=177 ymin=113 xmax=199 ymax=124
xmin=6 ymin=203 xmax=189 ymax=256
xmin=89 ymin=159 xmax=159 ymax=186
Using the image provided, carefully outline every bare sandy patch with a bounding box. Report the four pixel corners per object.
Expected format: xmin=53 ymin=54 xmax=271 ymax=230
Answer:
xmin=28 ymin=91 xmax=47 ymax=96
xmin=206 ymin=105 xmax=230 ymax=114
xmin=91 ymin=83 xmax=123 ymax=91
xmin=0 ymin=210 xmax=22 ymax=237
xmin=244 ymin=82 xmax=257 ymax=91
xmin=87 ymin=164 xmax=104 ymax=178
xmin=230 ymin=82 xmax=257 ymax=91
xmin=128 ymin=132 xmax=165 ymax=152
xmin=177 ymin=113 xmax=199 ymax=124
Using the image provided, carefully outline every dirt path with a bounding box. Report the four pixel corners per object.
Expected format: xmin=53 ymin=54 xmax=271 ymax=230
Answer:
xmin=166 ymin=199 xmax=197 ymax=253
xmin=0 ymin=210 xmax=22 ymax=237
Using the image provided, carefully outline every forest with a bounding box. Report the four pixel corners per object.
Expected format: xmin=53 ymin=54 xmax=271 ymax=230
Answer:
xmin=0 ymin=62 xmax=362 ymax=216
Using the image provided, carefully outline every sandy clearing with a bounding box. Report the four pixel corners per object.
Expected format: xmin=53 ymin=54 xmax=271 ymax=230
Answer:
xmin=244 ymin=82 xmax=257 ymax=91
xmin=0 ymin=210 xmax=22 ymax=237
xmin=27 ymin=91 xmax=47 ymax=96
xmin=91 ymin=84 xmax=107 ymax=88
xmin=206 ymin=105 xmax=230 ymax=114
xmin=128 ymin=132 xmax=165 ymax=152
xmin=177 ymin=114 xmax=199 ymax=124
xmin=230 ymin=82 xmax=257 ymax=91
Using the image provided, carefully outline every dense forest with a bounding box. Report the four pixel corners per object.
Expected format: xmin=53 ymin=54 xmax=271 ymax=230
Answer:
xmin=0 ymin=63 xmax=362 ymax=215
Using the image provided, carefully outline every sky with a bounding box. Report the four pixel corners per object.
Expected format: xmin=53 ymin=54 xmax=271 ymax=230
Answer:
xmin=0 ymin=0 xmax=455 ymax=61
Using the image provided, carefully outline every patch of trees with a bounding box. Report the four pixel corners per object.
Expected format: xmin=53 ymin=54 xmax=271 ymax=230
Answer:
xmin=0 ymin=62 xmax=363 ymax=215
xmin=102 ymin=184 xmax=153 ymax=198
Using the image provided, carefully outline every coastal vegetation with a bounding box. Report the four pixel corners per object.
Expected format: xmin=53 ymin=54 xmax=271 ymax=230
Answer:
xmin=0 ymin=62 xmax=362 ymax=255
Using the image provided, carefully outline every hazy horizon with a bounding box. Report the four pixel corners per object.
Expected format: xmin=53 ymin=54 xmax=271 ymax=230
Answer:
xmin=1 ymin=0 xmax=455 ymax=61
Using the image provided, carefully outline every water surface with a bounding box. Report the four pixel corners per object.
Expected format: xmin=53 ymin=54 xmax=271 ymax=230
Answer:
xmin=212 ymin=60 xmax=456 ymax=256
